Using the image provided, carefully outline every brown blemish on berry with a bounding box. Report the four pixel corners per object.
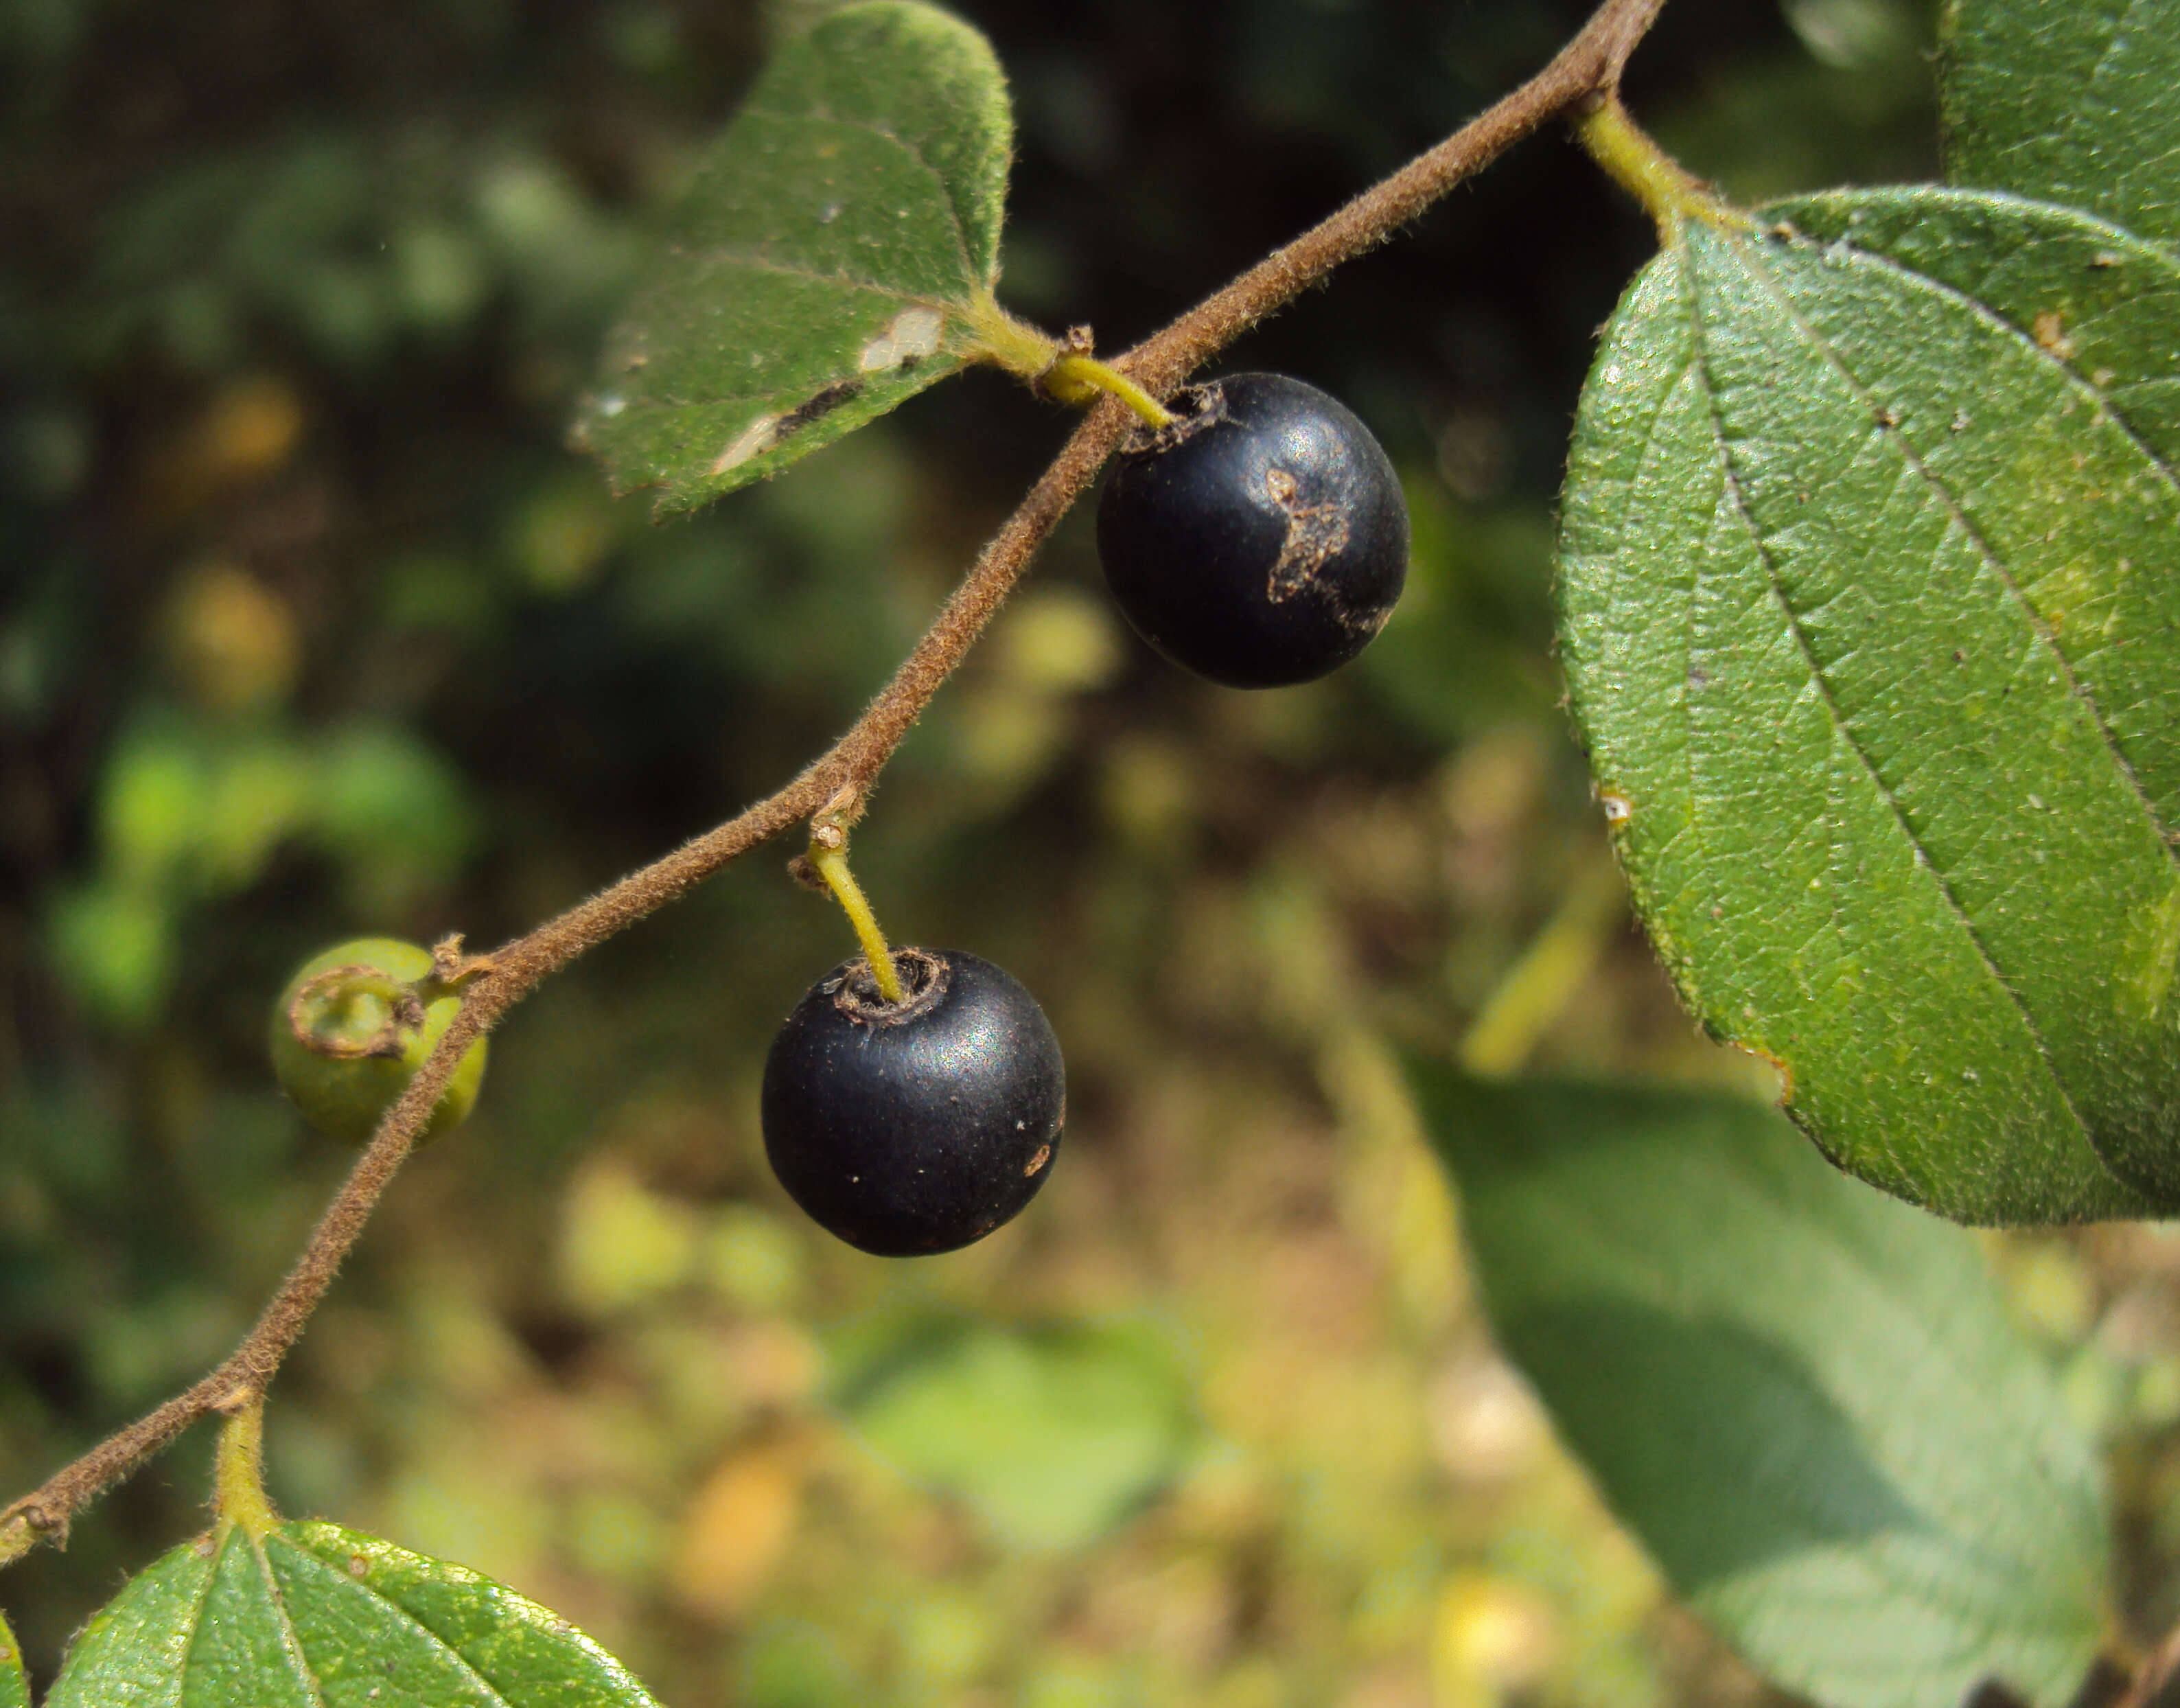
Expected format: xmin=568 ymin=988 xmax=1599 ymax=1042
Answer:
xmin=1261 ymin=465 xmax=1353 ymax=603
xmin=1025 ymin=1143 xmax=1052 ymax=1176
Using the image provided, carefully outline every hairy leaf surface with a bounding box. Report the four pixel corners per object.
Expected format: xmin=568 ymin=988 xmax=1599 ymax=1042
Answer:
xmin=574 ymin=1 xmax=1017 ymax=514
xmin=1943 ymin=0 xmax=2180 ymax=250
xmin=45 ymin=1521 xmax=661 ymax=1706
xmin=0 ymin=1610 xmax=25 ymax=1708
xmin=1417 ymin=1069 xmax=2109 ymax=1708
xmin=1557 ymin=187 xmax=2180 ymax=1223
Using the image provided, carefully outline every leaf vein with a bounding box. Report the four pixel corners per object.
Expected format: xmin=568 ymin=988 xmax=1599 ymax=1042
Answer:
xmin=1678 ymin=233 xmax=2107 ymax=1164
xmin=269 ymin=1536 xmax=514 ymax=1708
xmin=1732 ymin=231 xmax=2180 ymax=864
xmin=668 ymin=244 xmax=962 ymax=308
xmin=250 ymin=1534 xmax=331 ymax=1708
xmin=1808 ymin=223 xmax=2180 ymax=500
xmin=170 ymin=1539 xmax=227 ymax=1705
xmin=2085 ymin=0 xmax=2157 ymax=113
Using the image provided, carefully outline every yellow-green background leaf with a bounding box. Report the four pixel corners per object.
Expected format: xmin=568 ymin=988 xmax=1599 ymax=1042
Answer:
xmin=1419 ymin=1070 xmax=2109 ymax=1708
xmin=834 ymin=1315 xmax=1199 ymax=1551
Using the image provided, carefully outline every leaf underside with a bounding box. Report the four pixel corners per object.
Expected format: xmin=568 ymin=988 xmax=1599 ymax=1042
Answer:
xmin=1942 ymin=0 xmax=2180 ymax=252
xmin=1418 ymin=1069 xmax=2109 ymax=1708
xmin=45 ymin=1521 xmax=662 ymax=1707
xmin=1557 ymin=186 xmax=2180 ymax=1224
xmin=572 ymin=0 xmax=1015 ymax=516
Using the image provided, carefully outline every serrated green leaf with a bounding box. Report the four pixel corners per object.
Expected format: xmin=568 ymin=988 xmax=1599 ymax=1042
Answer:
xmin=1942 ymin=0 xmax=2180 ymax=251
xmin=1415 ymin=1068 xmax=2109 ymax=1708
xmin=46 ymin=1521 xmax=662 ymax=1707
xmin=574 ymin=1 xmax=1021 ymax=515
xmin=1557 ymin=187 xmax=2180 ymax=1223
xmin=1 ymin=1609 xmax=27 ymax=1708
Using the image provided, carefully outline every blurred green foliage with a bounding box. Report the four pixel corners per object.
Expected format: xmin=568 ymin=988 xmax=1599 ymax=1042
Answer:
xmin=12 ymin=1 xmax=2177 ymax=1705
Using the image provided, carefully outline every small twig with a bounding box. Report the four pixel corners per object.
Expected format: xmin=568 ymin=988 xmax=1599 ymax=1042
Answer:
xmin=0 ymin=0 xmax=1668 ymax=1568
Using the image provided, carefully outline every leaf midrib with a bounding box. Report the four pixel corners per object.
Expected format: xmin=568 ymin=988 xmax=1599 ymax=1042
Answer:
xmin=1674 ymin=228 xmax=2107 ymax=1166
xmin=1726 ymin=226 xmax=2180 ymax=865
xmin=247 ymin=1532 xmax=329 ymax=1708
xmin=269 ymin=1533 xmax=516 ymax=1708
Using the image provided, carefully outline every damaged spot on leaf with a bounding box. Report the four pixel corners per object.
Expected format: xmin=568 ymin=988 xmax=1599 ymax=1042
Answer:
xmin=710 ymin=415 xmax=782 ymax=476
xmin=778 ymin=381 xmax=864 ymax=434
xmin=859 ymin=307 xmax=945 ymax=373
xmin=707 ymin=382 xmax=870 ymax=479
xmin=2032 ymin=311 xmax=2078 ymax=360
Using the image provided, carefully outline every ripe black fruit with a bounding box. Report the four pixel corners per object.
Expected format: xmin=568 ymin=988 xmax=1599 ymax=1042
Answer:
xmin=761 ymin=947 xmax=1065 ymax=1257
xmin=1096 ymin=371 xmax=1408 ymax=689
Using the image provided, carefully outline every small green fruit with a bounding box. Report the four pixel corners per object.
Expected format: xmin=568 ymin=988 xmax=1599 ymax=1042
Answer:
xmin=269 ymin=937 xmax=487 ymax=1145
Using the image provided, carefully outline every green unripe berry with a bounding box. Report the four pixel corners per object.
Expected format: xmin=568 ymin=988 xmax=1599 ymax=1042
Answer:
xmin=268 ymin=937 xmax=487 ymax=1145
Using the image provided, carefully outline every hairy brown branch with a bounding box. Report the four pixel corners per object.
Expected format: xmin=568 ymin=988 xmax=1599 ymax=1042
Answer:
xmin=0 ymin=0 xmax=1666 ymax=1569
xmin=1122 ymin=0 xmax=1665 ymax=393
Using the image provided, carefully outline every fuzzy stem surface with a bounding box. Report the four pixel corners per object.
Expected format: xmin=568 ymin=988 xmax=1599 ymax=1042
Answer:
xmin=212 ymin=1396 xmax=277 ymax=1541
xmin=1573 ymin=95 xmax=1751 ymax=242
xmin=1044 ymin=356 xmax=1174 ymax=428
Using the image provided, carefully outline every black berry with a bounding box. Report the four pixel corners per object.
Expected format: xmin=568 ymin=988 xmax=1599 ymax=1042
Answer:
xmin=1095 ymin=371 xmax=1408 ymax=689
xmin=761 ymin=947 xmax=1065 ymax=1257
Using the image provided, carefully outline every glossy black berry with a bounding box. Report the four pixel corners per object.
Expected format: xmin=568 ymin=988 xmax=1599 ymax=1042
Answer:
xmin=761 ymin=947 xmax=1065 ymax=1257
xmin=1096 ymin=371 xmax=1408 ymax=689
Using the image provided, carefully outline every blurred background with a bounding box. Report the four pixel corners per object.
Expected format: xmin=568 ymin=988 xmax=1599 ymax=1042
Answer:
xmin=8 ymin=1 xmax=2179 ymax=1703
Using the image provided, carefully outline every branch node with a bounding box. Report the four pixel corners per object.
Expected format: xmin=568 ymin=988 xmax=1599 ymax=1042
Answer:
xmin=431 ymin=933 xmax=498 ymax=986
xmin=208 ymin=1384 xmax=260 ymax=1416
